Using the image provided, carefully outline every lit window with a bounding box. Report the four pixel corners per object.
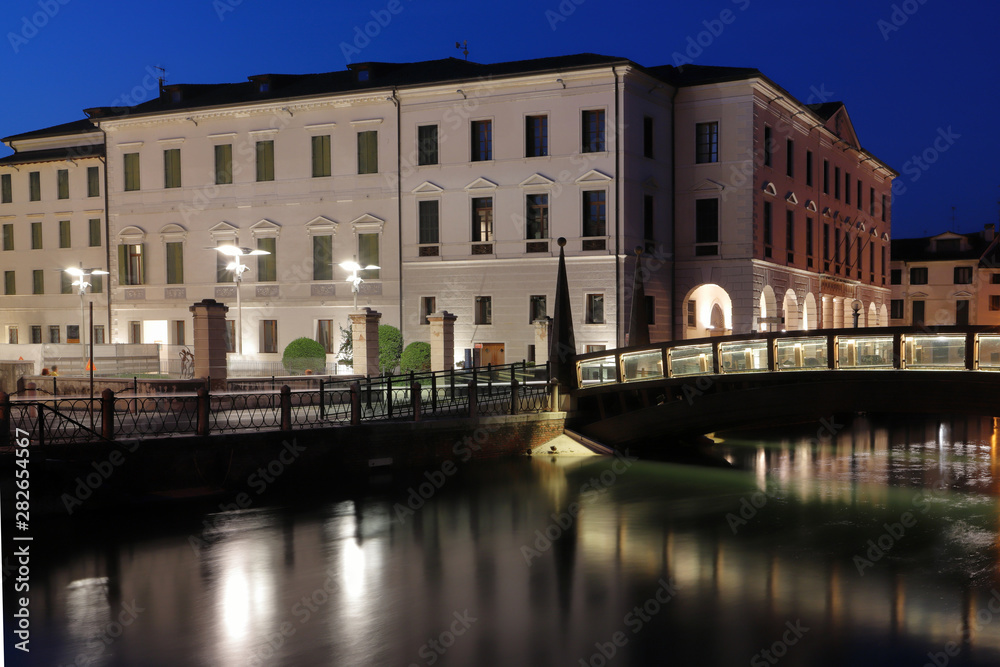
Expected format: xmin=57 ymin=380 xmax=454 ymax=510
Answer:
xmin=475 ymin=296 xmax=492 ymax=325
xmin=586 ymin=294 xmax=605 ymax=324
xmin=696 ymin=122 xmax=719 ymax=164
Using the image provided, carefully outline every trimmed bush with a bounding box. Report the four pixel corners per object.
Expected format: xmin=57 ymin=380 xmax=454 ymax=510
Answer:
xmin=282 ymin=337 xmax=327 ymax=375
xmin=378 ymin=324 xmax=403 ymax=374
xmin=400 ymin=341 xmax=432 ymax=373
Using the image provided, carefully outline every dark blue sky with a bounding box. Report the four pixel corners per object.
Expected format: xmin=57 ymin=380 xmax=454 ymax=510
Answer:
xmin=1 ymin=0 xmax=996 ymax=239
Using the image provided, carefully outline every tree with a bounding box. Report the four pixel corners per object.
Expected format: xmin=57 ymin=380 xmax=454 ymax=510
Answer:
xmin=282 ymin=337 xmax=327 ymax=375
xmin=337 ymin=323 xmax=404 ymax=375
xmin=400 ymin=341 xmax=431 ymax=373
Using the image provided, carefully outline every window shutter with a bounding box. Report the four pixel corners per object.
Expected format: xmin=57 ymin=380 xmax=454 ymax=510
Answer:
xmin=118 ymin=244 xmax=127 ymax=284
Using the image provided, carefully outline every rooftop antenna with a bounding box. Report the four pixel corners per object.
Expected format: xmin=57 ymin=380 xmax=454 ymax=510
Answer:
xmin=154 ymin=65 xmax=166 ymax=95
xmin=455 ymin=41 xmax=468 ymax=61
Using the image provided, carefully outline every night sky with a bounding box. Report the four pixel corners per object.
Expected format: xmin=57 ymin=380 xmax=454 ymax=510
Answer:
xmin=1 ymin=0 xmax=996 ymax=239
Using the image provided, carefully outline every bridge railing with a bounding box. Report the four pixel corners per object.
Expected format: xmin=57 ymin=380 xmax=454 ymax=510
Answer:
xmin=576 ymin=326 xmax=1000 ymax=390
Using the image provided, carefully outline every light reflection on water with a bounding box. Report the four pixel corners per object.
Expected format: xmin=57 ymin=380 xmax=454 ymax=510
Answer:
xmin=26 ymin=415 xmax=1000 ymax=666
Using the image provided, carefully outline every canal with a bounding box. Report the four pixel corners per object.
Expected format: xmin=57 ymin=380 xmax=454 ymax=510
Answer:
xmin=19 ymin=414 xmax=1000 ymax=666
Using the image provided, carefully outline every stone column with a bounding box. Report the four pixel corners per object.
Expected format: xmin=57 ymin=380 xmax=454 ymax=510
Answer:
xmin=427 ymin=311 xmax=457 ymax=372
xmin=833 ymin=297 xmax=844 ymax=329
xmin=349 ymin=308 xmax=381 ymax=377
xmin=190 ymin=299 xmax=229 ymax=390
xmin=533 ymin=317 xmax=552 ymax=364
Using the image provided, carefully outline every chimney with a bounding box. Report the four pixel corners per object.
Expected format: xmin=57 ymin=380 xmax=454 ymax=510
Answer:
xmin=986 ymin=223 xmax=996 ymax=242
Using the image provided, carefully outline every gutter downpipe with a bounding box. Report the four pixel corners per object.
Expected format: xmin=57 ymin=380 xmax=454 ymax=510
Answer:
xmin=392 ymin=88 xmax=402 ymax=334
xmin=669 ymin=84 xmax=679 ymax=341
xmin=97 ymin=121 xmax=112 ymax=337
xmin=613 ymin=66 xmax=622 ymax=347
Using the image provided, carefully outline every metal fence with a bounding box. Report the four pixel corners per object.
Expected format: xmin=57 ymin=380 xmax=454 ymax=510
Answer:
xmin=0 ymin=362 xmax=551 ymax=445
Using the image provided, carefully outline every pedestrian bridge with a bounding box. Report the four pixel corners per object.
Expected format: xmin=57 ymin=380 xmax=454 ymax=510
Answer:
xmin=571 ymin=326 xmax=1000 ymax=447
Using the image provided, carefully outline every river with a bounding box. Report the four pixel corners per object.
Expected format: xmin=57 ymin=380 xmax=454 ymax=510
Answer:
xmin=17 ymin=414 xmax=1000 ymax=666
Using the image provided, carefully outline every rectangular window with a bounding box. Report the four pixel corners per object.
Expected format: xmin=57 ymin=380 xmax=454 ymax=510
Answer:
xmin=219 ymin=246 xmax=235 ymax=282
xmin=891 ymin=299 xmax=904 ymax=319
xmin=317 ymin=319 xmax=334 ymax=353
xmin=869 ymin=242 xmax=875 ymax=281
xmin=834 ymin=229 xmax=843 ymax=272
xmin=57 ymin=169 xmax=69 ymax=199
xmin=763 ymin=126 xmax=772 ymax=167
xmin=166 ymin=241 xmax=184 ymax=284
xmin=61 ymin=271 xmax=73 ymax=294
xmin=417 ymin=125 xmax=438 ymax=165
xmin=992 ymin=274 xmax=1000 ymax=285
xmin=59 ymin=220 xmax=70 ymax=248
xmin=763 ymin=201 xmax=772 ymax=258
xmin=418 ymin=200 xmax=440 ymax=244
xmin=643 ymin=195 xmax=654 ymax=245
xmin=582 ymin=190 xmax=606 ymax=237
xmin=823 ymin=160 xmax=829 ymax=194
xmin=1 ymin=173 xmax=11 ymax=203
xmin=91 ymin=274 xmax=103 ymax=293
xmin=643 ymin=117 xmax=654 ymax=158
xmin=869 ymin=187 xmax=875 ymax=216
xmin=687 ymin=300 xmax=697 ymax=328
xmin=312 ymin=235 xmax=332 ymax=281
xmin=823 ymin=223 xmax=830 ymax=265
xmin=3 ymin=271 xmax=14 ymax=295
xmin=256 ymin=140 xmax=275 ymax=181
xmin=834 ymin=166 xmax=841 ymax=199
xmin=526 ymin=194 xmax=549 ymax=239
xmin=7 ymin=327 xmax=16 ymax=344
xmin=260 ymin=320 xmax=277 ymax=353
xmin=358 ymin=233 xmax=380 ymax=279
xmin=881 ymin=246 xmax=887 ymax=284
xmin=890 ymin=268 xmax=901 ymax=284
xmin=172 ymin=321 xmax=185 ymax=346
xmin=882 ymin=194 xmax=888 ymax=222
xmin=214 ymin=144 xmax=233 ymax=184
xmin=163 ymin=149 xmax=181 ymax=188
xmin=3 ymin=223 xmax=13 ymax=251
xmin=582 ymin=110 xmax=606 ymax=153
xmin=956 ymin=300 xmax=969 ymax=326
xmin=312 ymin=135 xmax=331 ymax=177
xmin=420 ymin=297 xmax=436 ymax=325
xmin=912 ymin=300 xmax=925 ymax=326
xmin=472 ymin=197 xmax=493 ymax=242
xmin=32 ymin=269 xmax=44 ymax=295
xmin=806 ymin=217 xmax=814 ymax=267
xmin=225 ymin=321 xmax=235 ymax=353
xmin=785 ymin=139 xmax=794 ymax=177
xmin=257 ymin=237 xmax=276 ymax=282
xmin=856 ymin=180 xmax=862 ymax=210
xmin=87 ymin=166 xmax=100 ymax=197
xmin=118 ymin=243 xmax=145 ymax=285
xmin=357 ymin=131 xmax=378 ymax=174
xmin=785 ymin=210 xmax=794 ymax=263
xmin=990 ymin=295 xmax=1000 ymax=311
xmin=471 ymin=120 xmax=492 ymax=161
xmin=845 ymin=172 xmax=851 ymax=204
xmin=526 ymin=115 xmax=548 ymax=157
xmin=30 ymin=326 xmax=41 ymax=344
xmin=695 ymin=198 xmax=719 ymax=256
xmin=529 ymin=295 xmax=547 ymax=323
xmin=124 ymin=153 xmax=140 ymax=191
xmin=29 ymin=171 xmax=40 ymax=201
xmin=910 ymin=267 xmax=928 ymax=285
xmin=696 ymin=122 xmax=718 ymax=164
xmin=49 ymin=326 xmax=60 ymax=344
xmin=31 ymin=222 xmax=42 ymax=249
xmin=586 ymin=294 xmax=605 ymax=324
xmin=954 ymin=266 xmax=973 ymax=284
xmin=89 ymin=219 xmax=101 ymax=247
xmin=475 ymin=296 xmax=492 ymax=325
xmin=93 ymin=325 xmax=105 ymax=344
xmin=805 ymin=150 xmax=813 ymax=187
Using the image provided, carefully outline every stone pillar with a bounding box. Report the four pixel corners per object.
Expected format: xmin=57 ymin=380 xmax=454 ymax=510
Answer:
xmin=833 ymin=297 xmax=844 ymax=329
xmin=427 ymin=311 xmax=457 ymax=372
xmin=349 ymin=308 xmax=381 ymax=377
xmin=534 ymin=317 xmax=552 ymax=364
xmin=821 ymin=296 xmax=832 ymax=330
xmin=190 ymin=299 xmax=229 ymax=390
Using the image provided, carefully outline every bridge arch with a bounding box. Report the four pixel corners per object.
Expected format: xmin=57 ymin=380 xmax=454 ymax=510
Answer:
xmin=782 ymin=289 xmax=799 ymax=331
xmin=683 ymin=284 xmax=733 ymax=339
xmin=880 ymin=304 xmax=889 ymax=327
xmin=803 ymin=293 xmax=818 ymax=330
xmin=759 ymin=286 xmax=777 ymax=331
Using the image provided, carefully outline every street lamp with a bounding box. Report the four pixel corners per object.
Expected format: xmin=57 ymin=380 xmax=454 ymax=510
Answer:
xmin=338 ymin=259 xmax=380 ymax=310
xmin=64 ymin=265 xmax=109 ymax=371
xmin=851 ymin=299 xmax=862 ymax=329
xmin=211 ymin=245 xmax=270 ymax=355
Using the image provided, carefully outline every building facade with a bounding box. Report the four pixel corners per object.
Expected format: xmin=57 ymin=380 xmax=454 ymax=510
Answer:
xmin=0 ymin=54 xmax=900 ymax=370
xmin=889 ymin=226 xmax=1000 ymax=327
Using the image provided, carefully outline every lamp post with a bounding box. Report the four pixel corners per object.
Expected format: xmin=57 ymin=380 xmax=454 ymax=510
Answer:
xmin=64 ymin=265 xmax=108 ymax=371
xmin=338 ymin=259 xmax=380 ymax=310
xmin=211 ymin=245 xmax=270 ymax=355
xmin=851 ymin=299 xmax=862 ymax=329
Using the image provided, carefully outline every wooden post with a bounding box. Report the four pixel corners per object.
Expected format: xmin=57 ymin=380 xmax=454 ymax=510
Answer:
xmin=510 ymin=377 xmax=519 ymax=415
xmin=468 ymin=380 xmax=478 ymax=418
xmin=411 ymin=382 xmax=421 ymax=422
xmin=350 ymin=381 xmax=361 ymax=425
xmin=197 ymin=387 xmax=210 ymax=436
xmin=101 ymin=388 xmax=115 ymax=441
xmin=280 ymin=385 xmax=292 ymax=431
xmin=319 ymin=379 xmax=325 ymax=419
xmin=431 ymin=374 xmax=438 ymax=414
